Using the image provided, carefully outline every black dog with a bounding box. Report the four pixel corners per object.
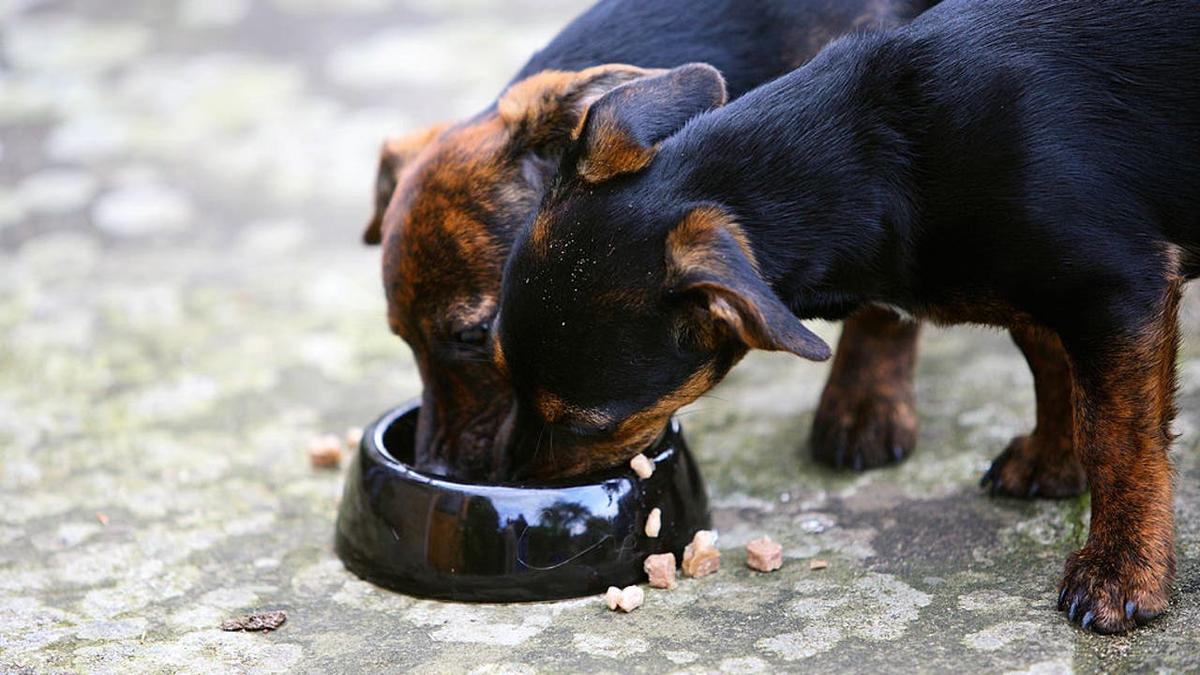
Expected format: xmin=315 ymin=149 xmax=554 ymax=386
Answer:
xmin=366 ymin=0 xmax=939 ymax=478
xmin=496 ymin=0 xmax=1199 ymax=633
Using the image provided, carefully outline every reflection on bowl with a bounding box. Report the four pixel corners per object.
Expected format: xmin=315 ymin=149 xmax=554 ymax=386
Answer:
xmin=335 ymin=401 xmax=711 ymax=602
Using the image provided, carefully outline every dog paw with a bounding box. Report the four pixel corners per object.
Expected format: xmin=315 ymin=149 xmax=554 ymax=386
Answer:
xmin=1057 ymin=545 xmax=1170 ymax=634
xmin=980 ymin=434 xmax=1086 ymax=499
xmin=810 ymin=386 xmax=917 ymax=471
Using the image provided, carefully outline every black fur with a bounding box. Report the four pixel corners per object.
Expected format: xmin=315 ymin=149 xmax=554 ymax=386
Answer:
xmin=502 ymin=0 xmax=1200 ymax=418
xmin=377 ymin=0 xmax=941 ymax=478
xmin=497 ymin=0 xmax=1200 ymax=632
xmin=511 ymin=0 xmax=936 ymax=98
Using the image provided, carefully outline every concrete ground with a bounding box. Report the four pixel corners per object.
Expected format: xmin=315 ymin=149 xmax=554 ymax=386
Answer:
xmin=1 ymin=0 xmax=1197 ymax=672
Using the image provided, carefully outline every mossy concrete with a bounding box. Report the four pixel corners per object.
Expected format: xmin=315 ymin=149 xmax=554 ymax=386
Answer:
xmin=1 ymin=0 xmax=1198 ymax=672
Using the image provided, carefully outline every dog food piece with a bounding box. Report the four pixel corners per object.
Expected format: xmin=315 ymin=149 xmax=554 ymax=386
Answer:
xmin=682 ymin=530 xmax=721 ymax=578
xmin=643 ymin=553 xmax=677 ymax=589
xmin=682 ymin=544 xmax=721 ymax=578
xmin=745 ymin=536 xmax=783 ymax=572
xmin=617 ymin=585 xmax=644 ymax=612
xmin=345 ymin=426 xmax=364 ymax=448
xmin=308 ymin=434 xmax=342 ymax=469
xmin=645 ymin=508 xmax=662 ymax=538
xmin=692 ymin=529 xmax=717 ymax=549
xmin=220 ymin=610 xmax=287 ymax=632
xmin=604 ymin=586 xmax=623 ymax=610
xmin=630 ymin=453 xmax=654 ymax=479
xmin=809 ymin=559 xmax=828 ymax=571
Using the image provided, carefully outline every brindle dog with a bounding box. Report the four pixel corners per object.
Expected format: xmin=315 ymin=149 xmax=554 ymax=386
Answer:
xmin=494 ymin=0 xmax=1199 ymax=632
xmin=365 ymin=0 xmax=939 ymax=479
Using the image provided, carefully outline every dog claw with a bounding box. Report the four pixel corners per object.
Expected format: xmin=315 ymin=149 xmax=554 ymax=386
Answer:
xmin=810 ymin=376 xmax=917 ymax=473
xmin=1081 ymin=610 xmax=1096 ymax=630
xmin=1126 ymin=601 xmax=1160 ymax=626
xmin=1058 ymin=544 xmax=1173 ymax=634
xmin=1027 ymin=480 xmax=1040 ymax=498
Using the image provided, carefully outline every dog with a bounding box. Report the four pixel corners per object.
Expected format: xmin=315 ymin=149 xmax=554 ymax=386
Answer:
xmin=495 ymin=0 xmax=1199 ymax=633
xmin=364 ymin=0 xmax=939 ymax=479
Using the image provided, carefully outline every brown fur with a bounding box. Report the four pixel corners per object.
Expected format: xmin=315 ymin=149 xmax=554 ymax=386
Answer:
xmin=501 ymin=64 xmax=661 ymax=150
xmin=666 ymin=208 xmax=764 ymax=349
xmin=575 ymin=67 xmax=727 ymax=184
xmin=576 ymin=110 xmax=659 ymax=183
xmin=370 ymin=67 xmax=670 ymax=478
xmin=665 ymin=207 xmax=827 ymax=359
xmin=811 ymin=305 xmax=920 ymax=470
xmin=1056 ymin=279 xmax=1180 ymax=633
xmin=376 ymin=113 xmax=531 ymax=477
xmin=668 ymin=206 xmax=759 ymax=271
xmin=533 ymin=390 xmax=615 ymax=430
xmin=981 ymin=324 xmax=1085 ymax=498
xmin=524 ymin=363 xmax=721 ymax=479
xmin=364 ymin=124 xmax=448 ymax=245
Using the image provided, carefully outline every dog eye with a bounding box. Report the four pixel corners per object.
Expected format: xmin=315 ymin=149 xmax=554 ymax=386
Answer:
xmin=453 ymin=322 xmax=489 ymax=347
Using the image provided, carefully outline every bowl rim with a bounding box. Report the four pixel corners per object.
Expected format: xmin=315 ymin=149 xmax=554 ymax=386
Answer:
xmin=369 ymin=400 xmax=683 ymax=493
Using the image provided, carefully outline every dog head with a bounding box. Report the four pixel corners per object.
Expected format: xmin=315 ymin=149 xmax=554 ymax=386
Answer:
xmin=364 ymin=65 xmax=666 ymax=479
xmin=495 ymin=64 xmax=831 ymax=479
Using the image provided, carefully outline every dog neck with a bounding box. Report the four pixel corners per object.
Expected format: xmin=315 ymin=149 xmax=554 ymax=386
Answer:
xmin=662 ymin=32 xmax=926 ymax=321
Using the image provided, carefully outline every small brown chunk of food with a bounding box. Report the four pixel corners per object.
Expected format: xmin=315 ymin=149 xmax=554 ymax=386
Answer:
xmin=809 ymin=559 xmax=828 ymax=571
xmin=308 ymin=434 xmax=342 ymax=469
xmin=643 ymin=552 xmax=677 ymax=589
xmin=644 ymin=507 xmax=662 ymax=538
xmin=681 ymin=530 xmax=721 ymax=578
xmin=745 ymin=536 xmax=783 ymax=572
xmin=604 ymin=586 xmax=623 ymax=610
xmin=617 ymin=585 xmax=644 ymax=612
xmin=630 ymin=453 xmax=654 ymax=479
xmin=220 ymin=610 xmax=287 ymax=632
xmin=683 ymin=545 xmax=721 ymax=578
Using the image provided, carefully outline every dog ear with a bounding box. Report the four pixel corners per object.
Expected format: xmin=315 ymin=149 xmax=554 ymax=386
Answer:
xmin=498 ymin=64 xmax=665 ymax=152
xmin=574 ymin=63 xmax=726 ymax=183
xmin=363 ymin=124 xmax=446 ymax=245
xmin=667 ymin=206 xmax=831 ymax=361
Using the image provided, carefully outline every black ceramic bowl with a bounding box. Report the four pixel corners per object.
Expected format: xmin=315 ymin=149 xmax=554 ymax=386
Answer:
xmin=335 ymin=401 xmax=711 ymax=602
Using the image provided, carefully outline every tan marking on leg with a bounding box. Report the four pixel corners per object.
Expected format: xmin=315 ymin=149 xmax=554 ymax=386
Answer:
xmin=982 ymin=324 xmax=1085 ymax=498
xmin=1058 ymin=280 xmax=1179 ymax=633
xmin=811 ymin=306 xmax=920 ymax=470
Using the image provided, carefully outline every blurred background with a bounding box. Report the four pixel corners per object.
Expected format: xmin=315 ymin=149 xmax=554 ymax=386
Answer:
xmin=1 ymin=0 xmax=1197 ymax=672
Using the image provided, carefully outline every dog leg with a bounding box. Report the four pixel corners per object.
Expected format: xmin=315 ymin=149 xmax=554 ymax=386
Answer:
xmin=981 ymin=325 xmax=1086 ymax=498
xmin=810 ymin=306 xmax=919 ymax=470
xmin=1056 ymin=283 xmax=1179 ymax=633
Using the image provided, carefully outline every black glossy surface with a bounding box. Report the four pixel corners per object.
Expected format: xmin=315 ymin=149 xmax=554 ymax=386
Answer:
xmin=335 ymin=402 xmax=711 ymax=602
